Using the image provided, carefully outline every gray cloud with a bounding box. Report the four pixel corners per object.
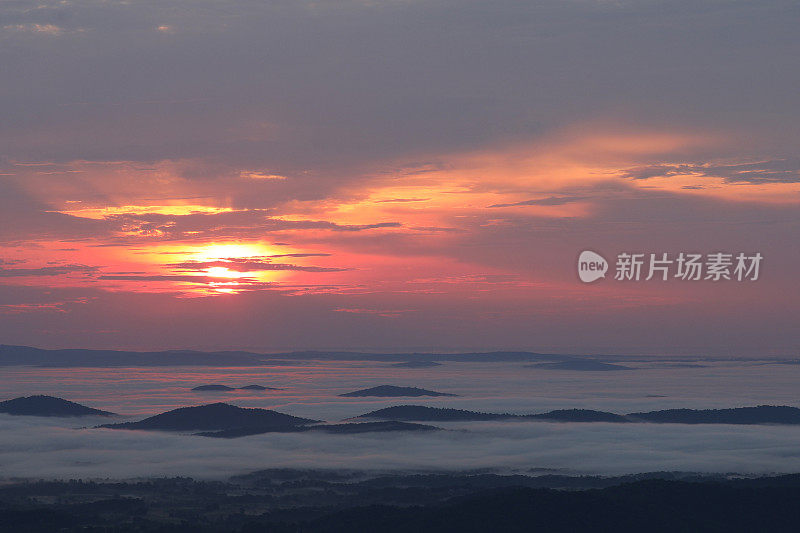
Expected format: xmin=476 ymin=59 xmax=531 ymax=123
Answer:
xmin=102 ymin=212 xmax=401 ymax=242
xmin=1 ymin=0 xmax=798 ymax=183
xmin=375 ymin=198 xmax=430 ymax=203
xmin=488 ymin=196 xmax=588 ymax=208
xmin=622 ymin=159 xmax=800 ymax=184
xmin=0 ymin=180 xmax=107 ymax=243
xmin=0 ymin=263 xmax=98 ymax=277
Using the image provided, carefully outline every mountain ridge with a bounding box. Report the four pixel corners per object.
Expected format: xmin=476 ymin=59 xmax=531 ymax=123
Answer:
xmin=339 ymin=385 xmax=458 ymax=398
xmin=354 ymin=404 xmax=800 ymax=424
xmin=98 ymin=403 xmax=317 ymax=431
xmin=0 ymin=344 xmax=582 ymax=367
xmin=0 ymin=395 xmax=115 ymax=417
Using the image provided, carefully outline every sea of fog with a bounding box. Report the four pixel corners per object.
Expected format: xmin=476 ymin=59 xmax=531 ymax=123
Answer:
xmin=2 ymin=359 xmax=800 ymax=479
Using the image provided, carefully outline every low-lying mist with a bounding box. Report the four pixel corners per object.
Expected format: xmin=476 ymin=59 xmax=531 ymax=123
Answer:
xmin=3 ymin=415 xmax=800 ymax=480
xmin=4 ymin=359 xmax=800 ymax=480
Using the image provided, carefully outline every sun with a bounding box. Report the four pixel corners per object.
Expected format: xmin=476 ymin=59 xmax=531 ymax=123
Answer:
xmin=109 ymin=241 xmax=298 ymax=295
xmin=205 ymin=266 xmax=247 ymax=279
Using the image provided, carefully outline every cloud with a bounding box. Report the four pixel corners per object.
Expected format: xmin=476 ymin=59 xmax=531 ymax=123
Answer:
xmin=0 ymin=264 xmax=98 ymax=278
xmin=622 ymin=159 xmax=800 ymax=184
xmin=97 ymin=274 xmax=257 ymax=283
xmin=0 ymin=284 xmax=97 ymax=315
xmin=240 ymin=171 xmax=288 ymax=180
xmin=375 ymin=198 xmax=430 ymax=203
xmin=266 ymin=253 xmax=331 ymax=258
xmin=488 ymin=196 xmax=588 ymax=208
xmin=168 ymin=258 xmax=349 ymax=273
xmin=2 ymin=0 xmax=798 ymax=170
xmin=99 ymin=212 xmax=402 ymax=242
xmin=2 ymin=23 xmax=65 ymax=36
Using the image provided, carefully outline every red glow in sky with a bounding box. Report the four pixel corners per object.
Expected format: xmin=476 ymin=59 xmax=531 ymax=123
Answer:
xmin=1 ymin=1 xmax=798 ymax=355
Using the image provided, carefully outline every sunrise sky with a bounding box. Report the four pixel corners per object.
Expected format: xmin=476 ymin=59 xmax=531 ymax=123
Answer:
xmin=1 ymin=0 xmax=798 ymax=354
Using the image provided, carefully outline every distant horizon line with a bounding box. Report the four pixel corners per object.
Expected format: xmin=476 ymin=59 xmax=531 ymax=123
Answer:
xmin=0 ymin=343 xmax=796 ymax=361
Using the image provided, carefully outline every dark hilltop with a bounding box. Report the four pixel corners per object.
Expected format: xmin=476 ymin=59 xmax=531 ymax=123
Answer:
xmin=98 ymin=403 xmax=317 ymax=432
xmin=199 ymin=420 xmax=440 ymax=438
xmin=627 ymin=405 xmax=800 ymax=424
xmin=340 ymin=385 xmax=457 ymax=397
xmin=354 ymin=405 xmax=628 ymax=423
xmin=0 ymin=395 xmax=114 ymax=417
xmin=97 ymin=403 xmax=440 ymax=438
xmin=191 ymin=384 xmax=281 ymax=391
xmin=355 ymin=405 xmax=800 ymax=425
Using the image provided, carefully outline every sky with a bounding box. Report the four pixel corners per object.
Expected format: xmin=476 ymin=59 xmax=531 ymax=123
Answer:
xmin=0 ymin=0 xmax=798 ymax=354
